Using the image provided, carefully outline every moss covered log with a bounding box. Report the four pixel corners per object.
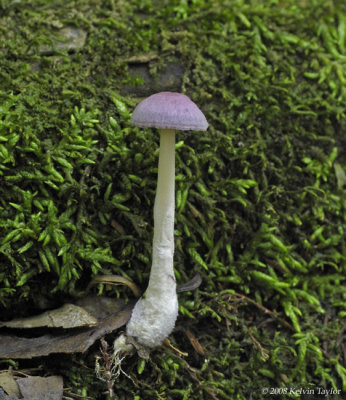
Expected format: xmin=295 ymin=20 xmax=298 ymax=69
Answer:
xmin=0 ymin=0 xmax=345 ymax=399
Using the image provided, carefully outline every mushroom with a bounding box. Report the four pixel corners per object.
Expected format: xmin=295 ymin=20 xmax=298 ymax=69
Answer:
xmin=126 ymin=92 xmax=208 ymax=348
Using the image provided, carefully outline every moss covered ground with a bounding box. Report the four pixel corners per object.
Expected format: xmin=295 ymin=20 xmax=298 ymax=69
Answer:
xmin=0 ymin=0 xmax=346 ymax=398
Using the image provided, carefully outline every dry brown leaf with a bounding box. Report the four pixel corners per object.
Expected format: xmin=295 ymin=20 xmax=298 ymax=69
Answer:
xmin=76 ymin=295 xmax=128 ymax=321
xmin=17 ymin=376 xmax=63 ymax=400
xmin=0 ymin=298 xmax=135 ymax=359
xmin=0 ymin=375 xmax=63 ymax=400
xmin=177 ymin=273 xmax=202 ymax=293
xmin=0 ymin=372 xmax=21 ymax=398
xmin=0 ymin=387 xmax=19 ymax=399
xmin=0 ymin=304 xmax=97 ymax=329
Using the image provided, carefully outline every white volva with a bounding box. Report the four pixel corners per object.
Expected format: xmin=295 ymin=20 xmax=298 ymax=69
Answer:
xmin=126 ymin=129 xmax=178 ymax=348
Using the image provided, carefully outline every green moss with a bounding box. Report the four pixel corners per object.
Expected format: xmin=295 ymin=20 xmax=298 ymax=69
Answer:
xmin=0 ymin=0 xmax=346 ymax=398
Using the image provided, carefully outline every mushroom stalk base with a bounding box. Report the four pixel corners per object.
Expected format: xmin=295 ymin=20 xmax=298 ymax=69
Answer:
xmin=126 ymin=129 xmax=178 ymax=348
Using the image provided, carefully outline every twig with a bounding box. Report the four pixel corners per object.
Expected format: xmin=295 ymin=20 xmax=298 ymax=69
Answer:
xmin=223 ymin=292 xmax=295 ymax=331
xmin=248 ymin=327 xmax=269 ymax=360
xmin=322 ymin=310 xmax=330 ymax=356
xmin=163 ymin=338 xmax=189 ymax=357
xmin=183 ymin=360 xmax=220 ymax=400
xmin=63 ymin=391 xmax=93 ymax=399
xmin=336 ymin=322 xmax=346 ymax=346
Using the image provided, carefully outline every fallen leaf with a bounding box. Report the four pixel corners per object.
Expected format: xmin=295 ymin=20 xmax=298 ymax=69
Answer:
xmin=17 ymin=376 xmax=63 ymax=400
xmin=76 ymin=295 xmax=131 ymax=321
xmin=0 ymin=299 xmax=135 ymax=359
xmin=177 ymin=273 xmax=202 ymax=293
xmin=0 ymin=375 xmax=63 ymax=400
xmin=0 ymin=304 xmax=97 ymax=329
xmin=0 ymin=387 xmax=18 ymax=399
xmin=0 ymin=372 xmax=21 ymax=398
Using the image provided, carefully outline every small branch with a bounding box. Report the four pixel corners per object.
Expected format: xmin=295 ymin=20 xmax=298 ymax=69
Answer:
xmin=223 ymin=292 xmax=295 ymax=331
xmin=63 ymin=391 xmax=93 ymax=399
xmin=248 ymin=327 xmax=269 ymax=360
xmin=183 ymin=360 xmax=220 ymax=400
xmin=336 ymin=322 xmax=346 ymax=345
xmin=163 ymin=338 xmax=188 ymax=357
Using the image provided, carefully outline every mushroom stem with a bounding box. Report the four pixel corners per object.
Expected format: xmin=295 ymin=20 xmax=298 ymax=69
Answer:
xmin=126 ymin=129 xmax=178 ymax=348
xmin=148 ymin=129 xmax=176 ymax=293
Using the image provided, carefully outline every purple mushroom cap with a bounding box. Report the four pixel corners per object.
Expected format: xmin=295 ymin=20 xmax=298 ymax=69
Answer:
xmin=130 ymin=92 xmax=208 ymax=131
